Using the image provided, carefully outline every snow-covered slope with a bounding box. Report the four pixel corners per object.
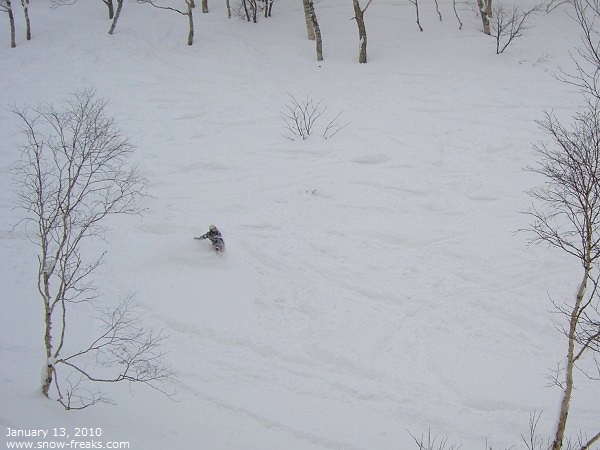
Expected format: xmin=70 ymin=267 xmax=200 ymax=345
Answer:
xmin=0 ymin=1 xmax=597 ymax=449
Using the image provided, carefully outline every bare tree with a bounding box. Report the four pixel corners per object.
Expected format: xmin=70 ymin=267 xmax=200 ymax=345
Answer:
xmin=490 ymin=3 xmax=541 ymax=54
xmin=240 ymin=0 xmax=249 ymax=20
xmin=54 ymin=297 xmax=173 ymax=409
xmin=1 ymin=0 xmax=30 ymax=45
xmin=351 ymin=0 xmax=373 ymax=63
xmin=433 ymin=0 xmax=442 ymax=21
xmin=53 ymin=0 xmax=115 ymax=19
xmin=525 ymin=3 xmax=600 ymax=448
xmin=263 ymin=0 xmax=273 ymax=17
xmin=409 ymin=0 xmax=423 ymax=31
xmin=306 ymin=0 xmax=322 ymax=61
xmin=237 ymin=0 xmax=257 ymax=22
xmin=51 ymin=0 xmax=127 ymax=35
xmin=546 ymin=0 xmax=570 ymax=13
xmin=138 ymin=0 xmax=195 ymax=45
xmin=102 ymin=0 xmax=115 ymax=18
xmin=476 ymin=0 xmax=491 ymax=34
xmin=232 ymin=0 xmax=272 ymax=18
xmin=302 ymin=0 xmax=314 ymax=40
xmin=525 ymin=102 xmax=600 ymax=450
xmin=558 ymin=0 xmax=600 ymax=102
xmin=12 ymin=88 xmax=173 ymax=409
xmin=1 ymin=0 xmax=16 ymax=48
xmin=452 ymin=0 xmax=463 ymax=30
xmin=20 ymin=0 xmax=30 ymax=40
xmin=108 ymin=0 xmax=123 ymax=34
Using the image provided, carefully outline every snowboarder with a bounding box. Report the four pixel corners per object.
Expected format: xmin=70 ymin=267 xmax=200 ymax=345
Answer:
xmin=194 ymin=224 xmax=225 ymax=252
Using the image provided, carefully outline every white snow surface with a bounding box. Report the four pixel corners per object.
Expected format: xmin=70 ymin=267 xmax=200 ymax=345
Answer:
xmin=0 ymin=1 xmax=598 ymax=449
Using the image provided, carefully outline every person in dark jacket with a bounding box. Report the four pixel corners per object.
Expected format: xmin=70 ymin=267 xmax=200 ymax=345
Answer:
xmin=194 ymin=224 xmax=225 ymax=252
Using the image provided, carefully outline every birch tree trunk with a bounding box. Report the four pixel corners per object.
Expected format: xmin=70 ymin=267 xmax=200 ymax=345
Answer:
xmin=5 ymin=0 xmax=16 ymax=48
xmin=186 ymin=0 xmax=194 ymax=45
xmin=453 ymin=0 xmax=463 ymax=30
xmin=302 ymin=0 xmax=315 ymax=40
xmin=264 ymin=0 xmax=273 ymax=18
xmin=477 ymin=0 xmax=490 ymax=34
xmin=308 ymin=0 xmax=322 ymax=61
xmin=102 ymin=0 xmax=115 ymax=19
xmin=551 ymin=204 xmax=594 ymax=450
xmin=250 ymin=0 xmax=257 ymax=22
xmin=551 ymin=247 xmax=590 ymax=450
xmin=411 ymin=0 xmax=423 ymax=31
xmin=242 ymin=0 xmax=250 ymax=21
xmin=41 ymin=268 xmax=54 ymax=397
xmin=352 ymin=0 xmax=367 ymax=63
xmin=108 ymin=0 xmax=123 ymax=34
xmin=21 ymin=0 xmax=30 ymax=40
xmin=434 ymin=0 xmax=442 ymax=21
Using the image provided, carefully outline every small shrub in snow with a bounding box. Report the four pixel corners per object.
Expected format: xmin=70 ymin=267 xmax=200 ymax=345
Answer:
xmin=490 ymin=3 xmax=542 ymax=54
xmin=280 ymin=94 xmax=348 ymax=141
xmin=408 ymin=429 xmax=462 ymax=450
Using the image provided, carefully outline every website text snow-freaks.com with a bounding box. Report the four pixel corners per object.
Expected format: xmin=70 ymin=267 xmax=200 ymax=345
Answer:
xmin=5 ymin=441 xmax=130 ymax=449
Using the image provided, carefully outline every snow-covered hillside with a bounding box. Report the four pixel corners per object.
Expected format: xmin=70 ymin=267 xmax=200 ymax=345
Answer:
xmin=0 ymin=1 xmax=597 ymax=449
